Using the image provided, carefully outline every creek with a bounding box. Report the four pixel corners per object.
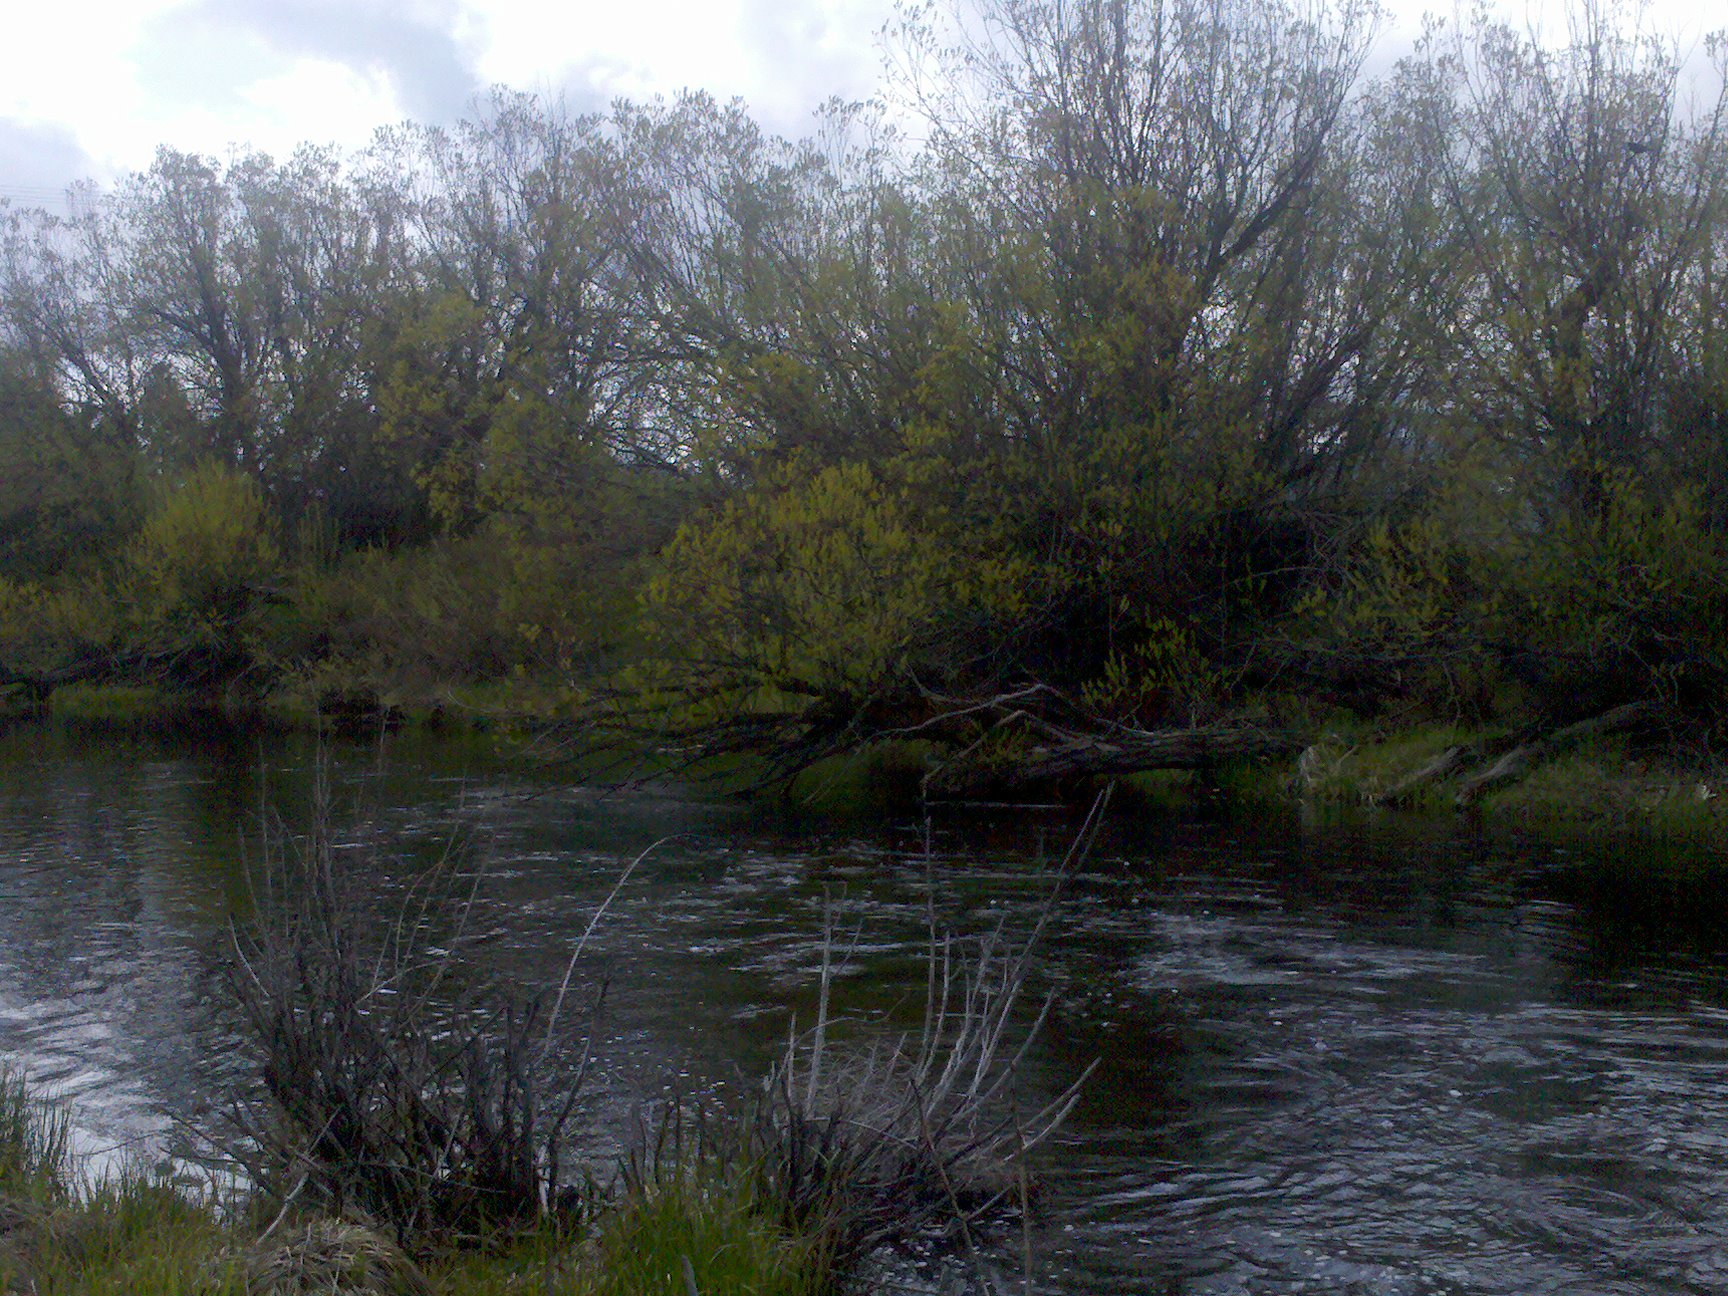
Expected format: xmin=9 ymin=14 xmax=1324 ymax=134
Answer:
xmin=1 ymin=724 xmax=1725 ymax=1294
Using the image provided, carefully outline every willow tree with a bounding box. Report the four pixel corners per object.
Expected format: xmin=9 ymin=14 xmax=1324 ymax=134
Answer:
xmin=625 ymin=0 xmax=1413 ymax=783
xmin=1364 ymin=2 xmax=1728 ymax=720
xmin=889 ymin=0 xmax=1415 ymax=719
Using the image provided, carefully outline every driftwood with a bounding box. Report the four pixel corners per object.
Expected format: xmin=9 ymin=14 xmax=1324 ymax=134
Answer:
xmin=1354 ymin=700 xmax=1664 ymax=808
xmin=1452 ymin=700 xmax=1661 ymax=805
xmin=1375 ymin=738 xmax=1519 ymax=807
xmin=0 ymin=644 xmax=230 ymax=700
xmin=924 ymin=715 xmax=1301 ymax=799
xmin=0 ymin=654 xmax=122 ymax=699
xmin=1378 ymin=744 xmax=1474 ymax=804
xmin=1297 ymin=700 xmax=1668 ymax=810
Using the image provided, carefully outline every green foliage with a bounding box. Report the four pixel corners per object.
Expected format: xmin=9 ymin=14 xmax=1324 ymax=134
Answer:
xmin=0 ymin=361 xmax=138 ymax=584
xmin=1007 ymin=412 xmax=1276 ymax=723
xmin=372 ymin=291 xmax=494 ymax=536
xmin=0 ymin=576 xmax=119 ymax=681
xmin=1502 ymin=475 xmax=1728 ymax=717
xmin=272 ymin=539 xmax=515 ymax=699
xmin=1080 ymin=619 xmax=1238 ymax=728
xmin=571 ymin=1169 xmax=826 ymax=1296
xmin=130 ymin=462 xmax=279 ymax=664
xmin=1301 ymin=509 xmax=1507 ymax=717
xmin=645 ymin=452 xmax=954 ymax=706
xmin=0 ymin=0 xmax=1725 ymax=765
xmin=269 ymin=511 xmax=648 ymax=709
xmin=47 ymin=685 xmax=168 ymax=724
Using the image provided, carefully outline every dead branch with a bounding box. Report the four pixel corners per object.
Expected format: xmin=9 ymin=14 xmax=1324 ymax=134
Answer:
xmin=1453 ymin=700 xmax=1663 ymax=805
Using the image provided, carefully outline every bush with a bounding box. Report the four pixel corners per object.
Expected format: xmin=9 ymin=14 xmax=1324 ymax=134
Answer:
xmin=136 ymin=463 xmax=278 ymax=617
xmin=224 ymin=768 xmax=596 ymax=1253
xmin=1503 ymin=478 xmax=1728 ymax=720
xmin=129 ymin=461 xmax=281 ymax=679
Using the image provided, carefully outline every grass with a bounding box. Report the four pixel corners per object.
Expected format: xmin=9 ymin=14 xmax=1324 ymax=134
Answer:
xmin=782 ymin=740 xmax=940 ymax=813
xmin=1268 ymin=715 xmax=1728 ymax=863
xmin=0 ymin=1067 xmax=246 ymax=1295
xmin=565 ymin=1168 xmax=827 ymax=1296
xmin=0 ymin=1067 xmax=69 ymax=1201
xmin=5 ymin=1173 xmax=248 ymax=1296
xmin=1482 ymin=746 xmax=1728 ymax=840
xmin=0 ymin=1067 xmax=821 ymax=1296
xmin=46 ymin=684 xmax=175 ymax=725
xmin=13 ymin=674 xmax=559 ymax=741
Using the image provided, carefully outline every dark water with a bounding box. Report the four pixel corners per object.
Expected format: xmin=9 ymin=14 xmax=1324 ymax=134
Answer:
xmin=2 ymin=725 xmax=1728 ymax=1294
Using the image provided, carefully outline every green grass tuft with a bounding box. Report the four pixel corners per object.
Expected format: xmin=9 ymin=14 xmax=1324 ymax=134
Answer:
xmin=571 ymin=1169 xmax=828 ymax=1296
xmin=47 ymin=684 xmax=170 ymax=724
xmin=0 ymin=1067 xmax=70 ymax=1202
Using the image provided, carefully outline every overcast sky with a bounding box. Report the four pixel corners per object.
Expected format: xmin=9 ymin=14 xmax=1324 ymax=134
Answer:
xmin=0 ymin=0 xmax=1719 ymax=211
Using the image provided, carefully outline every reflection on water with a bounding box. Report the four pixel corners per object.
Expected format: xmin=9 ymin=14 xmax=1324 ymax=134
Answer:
xmin=1 ymin=724 xmax=1727 ymax=1294
xmin=0 ymin=732 xmax=250 ymax=1170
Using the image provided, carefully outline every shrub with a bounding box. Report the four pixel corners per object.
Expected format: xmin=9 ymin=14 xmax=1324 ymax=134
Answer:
xmin=129 ymin=461 xmax=281 ymax=680
xmin=224 ymin=768 xmax=596 ymax=1253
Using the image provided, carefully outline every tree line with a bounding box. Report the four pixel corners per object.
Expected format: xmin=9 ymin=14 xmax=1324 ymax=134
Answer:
xmin=3 ymin=0 xmax=1726 ymax=784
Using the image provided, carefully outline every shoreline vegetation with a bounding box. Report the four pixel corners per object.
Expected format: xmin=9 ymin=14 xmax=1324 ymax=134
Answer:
xmin=2 ymin=0 xmax=1728 ymax=842
xmin=0 ymin=782 xmax=1102 ymax=1295
xmin=0 ymin=1042 xmax=846 ymax=1296
xmin=7 ymin=678 xmax=1724 ymax=862
xmin=5 ymin=0 xmax=1728 ymax=846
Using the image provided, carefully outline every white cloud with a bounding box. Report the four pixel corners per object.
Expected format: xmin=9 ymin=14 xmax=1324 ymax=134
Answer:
xmin=470 ymin=0 xmax=883 ymax=131
xmin=0 ymin=0 xmax=1717 ymax=200
xmin=169 ymin=0 xmax=484 ymax=122
xmin=0 ymin=118 xmax=98 ymax=210
xmin=237 ymin=59 xmax=410 ymax=156
xmin=0 ymin=0 xmax=182 ymax=181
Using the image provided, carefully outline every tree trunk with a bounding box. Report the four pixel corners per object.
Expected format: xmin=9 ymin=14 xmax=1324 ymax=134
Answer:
xmin=926 ymin=721 xmax=1302 ymax=799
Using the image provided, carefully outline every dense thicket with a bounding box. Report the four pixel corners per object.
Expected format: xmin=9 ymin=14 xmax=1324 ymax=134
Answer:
xmin=2 ymin=0 xmax=1725 ymax=781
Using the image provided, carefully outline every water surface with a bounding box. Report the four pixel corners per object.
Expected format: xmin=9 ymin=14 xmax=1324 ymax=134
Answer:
xmin=2 ymin=724 xmax=1726 ymax=1294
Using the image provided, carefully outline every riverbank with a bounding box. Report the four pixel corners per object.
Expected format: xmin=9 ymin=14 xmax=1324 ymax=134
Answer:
xmin=7 ymin=680 xmax=1727 ymax=865
xmin=792 ymin=719 xmax=1728 ymax=868
xmin=0 ymin=730 xmax=1059 ymax=1294
xmin=0 ymin=679 xmax=556 ymax=734
xmin=0 ymin=1070 xmax=822 ymax=1296
xmin=0 ymin=1170 xmax=822 ymax=1296
xmin=1 ymin=888 xmax=1040 ymax=1296
xmin=1271 ymin=718 xmax=1728 ymax=849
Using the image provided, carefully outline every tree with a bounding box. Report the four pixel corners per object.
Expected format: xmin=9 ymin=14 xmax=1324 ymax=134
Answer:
xmin=1413 ymin=1 xmax=1728 ymax=513
xmin=0 ymin=347 xmax=137 ymax=582
xmin=1362 ymin=1 xmax=1728 ymax=718
xmin=619 ymin=0 xmax=1409 ymax=782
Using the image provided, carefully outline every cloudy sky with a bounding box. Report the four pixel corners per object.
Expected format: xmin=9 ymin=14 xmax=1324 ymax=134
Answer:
xmin=0 ymin=0 xmax=1718 ymax=210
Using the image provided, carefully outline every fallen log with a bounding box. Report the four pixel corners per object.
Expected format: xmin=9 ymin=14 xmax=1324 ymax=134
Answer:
xmin=1375 ymin=735 xmax=1532 ymax=806
xmin=1453 ymin=700 xmax=1662 ymax=806
xmin=925 ymin=720 xmax=1303 ymax=799
xmin=0 ymin=655 xmax=119 ymax=700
